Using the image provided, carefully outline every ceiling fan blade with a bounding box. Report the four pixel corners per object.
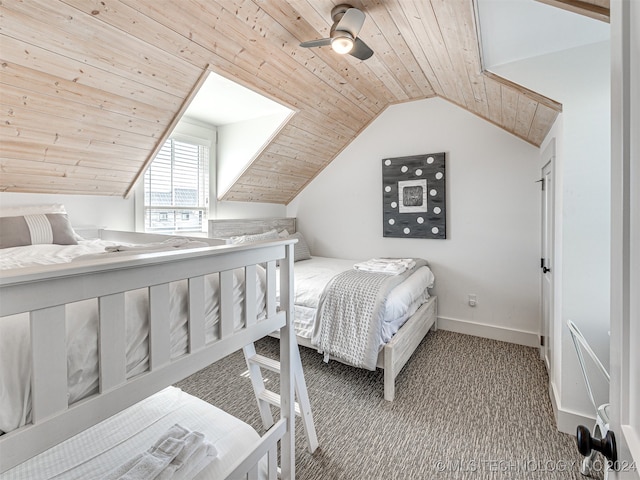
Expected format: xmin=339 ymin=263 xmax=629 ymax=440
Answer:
xmin=349 ymin=37 xmax=373 ymax=60
xmin=300 ymin=38 xmax=332 ymax=48
xmin=335 ymin=8 xmax=365 ymax=37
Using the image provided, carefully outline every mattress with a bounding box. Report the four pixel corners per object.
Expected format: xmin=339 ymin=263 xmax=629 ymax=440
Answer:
xmin=289 ymin=256 xmax=434 ymax=345
xmin=0 ymin=241 xmax=267 ymax=435
xmin=0 ymin=386 xmax=264 ymax=480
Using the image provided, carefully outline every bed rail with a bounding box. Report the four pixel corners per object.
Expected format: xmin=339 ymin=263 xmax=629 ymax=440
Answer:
xmin=0 ymin=239 xmax=297 ymax=479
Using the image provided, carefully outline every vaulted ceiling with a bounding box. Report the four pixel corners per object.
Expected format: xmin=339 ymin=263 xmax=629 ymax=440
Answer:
xmin=0 ymin=0 xmax=607 ymax=204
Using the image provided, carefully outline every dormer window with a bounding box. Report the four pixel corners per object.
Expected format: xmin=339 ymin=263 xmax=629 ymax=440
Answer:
xmin=143 ymin=138 xmax=209 ymax=234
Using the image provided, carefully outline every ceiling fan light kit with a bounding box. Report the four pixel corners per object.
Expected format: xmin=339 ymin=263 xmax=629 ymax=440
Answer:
xmin=299 ymin=4 xmax=374 ymax=60
xmin=331 ymin=32 xmax=355 ymax=54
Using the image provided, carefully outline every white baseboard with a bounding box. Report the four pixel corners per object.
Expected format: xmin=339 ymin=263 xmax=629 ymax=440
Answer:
xmin=437 ymin=316 xmax=539 ymax=347
xmin=548 ymin=379 xmax=595 ymax=435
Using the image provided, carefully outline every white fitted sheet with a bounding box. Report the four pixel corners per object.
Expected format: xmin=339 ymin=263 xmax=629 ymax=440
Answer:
xmin=290 ymin=256 xmax=434 ymax=344
xmin=0 ymin=241 xmax=267 ymax=435
xmin=0 ymin=387 xmax=264 ymax=480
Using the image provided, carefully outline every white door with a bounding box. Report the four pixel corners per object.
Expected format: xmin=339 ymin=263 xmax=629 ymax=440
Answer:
xmin=607 ymin=0 xmax=639 ymax=477
xmin=540 ymin=150 xmax=554 ymax=372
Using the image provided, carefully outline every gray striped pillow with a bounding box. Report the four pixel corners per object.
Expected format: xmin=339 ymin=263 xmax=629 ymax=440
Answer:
xmin=0 ymin=213 xmax=78 ymax=249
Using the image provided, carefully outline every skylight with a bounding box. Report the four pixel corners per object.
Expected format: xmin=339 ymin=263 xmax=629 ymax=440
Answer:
xmin=476 ymin=0 xmax=610 ymax=69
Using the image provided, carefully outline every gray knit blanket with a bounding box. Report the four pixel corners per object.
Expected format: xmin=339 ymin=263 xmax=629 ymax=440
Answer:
xmin=311 ymin=258 xmax=427 ymax=370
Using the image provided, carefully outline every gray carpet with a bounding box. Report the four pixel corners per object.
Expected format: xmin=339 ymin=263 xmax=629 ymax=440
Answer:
xmin=176 ymin=330 xmax=604 ymax=479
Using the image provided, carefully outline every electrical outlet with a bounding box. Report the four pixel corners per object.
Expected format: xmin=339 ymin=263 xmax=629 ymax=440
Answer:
xmin=468 ymin=294 xmax=477 ymax=307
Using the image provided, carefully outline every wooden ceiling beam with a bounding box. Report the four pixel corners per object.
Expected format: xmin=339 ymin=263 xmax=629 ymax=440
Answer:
xmin=535 ymin=0 xmax=609 ymax=23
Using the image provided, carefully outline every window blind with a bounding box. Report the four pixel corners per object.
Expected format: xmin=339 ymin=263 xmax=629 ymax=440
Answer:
xmin=144 ymin=138 xmax=209 ymax=233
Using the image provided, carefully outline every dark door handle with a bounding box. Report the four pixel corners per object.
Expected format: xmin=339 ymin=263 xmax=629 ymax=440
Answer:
xmin=576 ymin=425 xmax=617 ymax=466
xmin=543 ymin=267 xmax=551 ymax=273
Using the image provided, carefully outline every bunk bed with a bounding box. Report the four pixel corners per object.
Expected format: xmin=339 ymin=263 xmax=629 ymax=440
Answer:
xmin=0 ymin=212 xmax=299 ymax=479
xmin=209 ymin=218 xmax=438 ymax=402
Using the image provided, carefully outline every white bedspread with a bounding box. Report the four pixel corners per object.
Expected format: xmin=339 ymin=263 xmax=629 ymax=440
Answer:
xmin=0 ymin=239 xmax=122 ymax=270
xmin=290 ymin=257 xmax=434 ymax=346
xmin=0 ymin=387 xmax=264 ymax=479
xmin=0 ymin=241 xmax=267 ymax=435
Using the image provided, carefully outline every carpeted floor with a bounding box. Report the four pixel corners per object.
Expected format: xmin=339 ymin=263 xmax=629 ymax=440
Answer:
xmin=176 ymin=330 xmax=604 ymax=479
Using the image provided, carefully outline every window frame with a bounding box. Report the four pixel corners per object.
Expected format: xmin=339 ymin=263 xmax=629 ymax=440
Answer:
xmin=136 ymin=130 xmax=213 ymax=235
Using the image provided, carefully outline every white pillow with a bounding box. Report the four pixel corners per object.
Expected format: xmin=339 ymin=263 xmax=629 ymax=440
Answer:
xmin=0 ymin=203 xmax=67 ymax=218
xmin=289 ymin=232 xmax=312 ymax=262
xmin=229 ymin=229 xmax=279 ymax=245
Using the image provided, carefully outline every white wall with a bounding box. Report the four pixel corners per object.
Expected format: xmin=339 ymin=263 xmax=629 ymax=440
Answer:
xmin=0 ymin=192 xmax=134 ymax=231
xmin=217 ymin=112 xmax=292 ymax=198
xmin=288 ymin=97 xmax=541 ymax=346
xmin=214 ymin=112 xmax=292 ymax=220
xmin=491 ymin=40 xmax=611 ymax=432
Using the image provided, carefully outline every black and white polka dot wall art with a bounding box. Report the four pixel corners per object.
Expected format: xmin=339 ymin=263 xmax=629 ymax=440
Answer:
xmin=382 ymin=153 xmax=446 ymax=239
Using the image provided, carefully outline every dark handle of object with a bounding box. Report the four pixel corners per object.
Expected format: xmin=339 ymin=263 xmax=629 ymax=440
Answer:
xmin=576 ymin=425 xmax=617 ymax=466
xmin=543 ymin=267 xmax=551 ymax=273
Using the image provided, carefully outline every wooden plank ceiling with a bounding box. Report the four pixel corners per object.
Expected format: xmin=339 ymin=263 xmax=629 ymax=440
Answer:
xmin=1 ymin=0 xmax=575 ymax=204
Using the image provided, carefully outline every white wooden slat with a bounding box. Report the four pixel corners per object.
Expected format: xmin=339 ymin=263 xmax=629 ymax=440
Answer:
xmin=98 ymin=293 xmax=127 ymax=392
xmin=224 ymin=419 xmax=287 ymax=479
xmin=278 ymin=243 xmax=296 ymax=479
xmin=30 ymin=306 xmax=67 ymax=423
xmin=149 ymin=284 xmax=171 ymax=370
xmin=247 ymin=464 xmax=259 ymax=480
xmin=265 ymin=260 xmax=277 ymax=319
xmin=243 ymin=344 xmax=276 ymax=430
xmin=268 ymin=445 xmax=278 ymax=479
xmin=244 ymin=264 xmax=257 ymax=327
xmin=219 ymin=270 xmax=234 ymax=339
xmin=188 ymin=276 xmax=206 ymax=352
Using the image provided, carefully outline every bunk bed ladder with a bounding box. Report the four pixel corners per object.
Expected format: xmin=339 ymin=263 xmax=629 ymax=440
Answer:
xmin=243 ymin=343 xmax=318 ymax=453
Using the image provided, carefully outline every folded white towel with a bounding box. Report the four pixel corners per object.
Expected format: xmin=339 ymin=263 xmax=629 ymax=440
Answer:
xmin=353 ymin=258 xmax=415 ymax=275
xmin=104 ymin=424 xmax=216 ymax=480
xmin=156 ymin=431 xmax=217 ymax=480
xmin=172 ymin=439 xmax=217 ymax=480
xmin=154 ymin=424 xmax=191 ymax=445
xmin=104 ymin=437 xmax=185 ymax=480
xmin=120 ymin=437 xmax=185 ymax=480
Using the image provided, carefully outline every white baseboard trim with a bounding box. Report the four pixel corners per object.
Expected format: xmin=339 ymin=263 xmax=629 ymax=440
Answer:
xmin=437 ymin=316 xmax=539 ymax=348
xmin=548 ymin=380 xmax=595 ymax=435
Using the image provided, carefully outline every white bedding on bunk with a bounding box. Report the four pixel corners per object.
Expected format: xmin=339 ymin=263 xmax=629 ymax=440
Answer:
xmin=0 ymin=386 xmax=265 ymax=480
xmin=0 ymin=241 xmax=267 ymax=435
xmin=0 ymin=239 xmax=122 ymax=270
xmin=289 ymin=256 xmax=434 ymax=345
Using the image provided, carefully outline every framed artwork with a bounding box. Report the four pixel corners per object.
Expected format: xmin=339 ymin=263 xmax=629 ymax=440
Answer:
xmin=382 ymin=152 xmax=446 ymax=239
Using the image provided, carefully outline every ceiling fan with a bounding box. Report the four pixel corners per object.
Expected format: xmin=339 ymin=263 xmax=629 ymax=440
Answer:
xmin=299 ymin=4 xmax=374 ymax=60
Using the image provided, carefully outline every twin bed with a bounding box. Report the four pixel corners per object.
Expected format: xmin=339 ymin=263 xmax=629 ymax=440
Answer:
xmin=209 ymin=218 xmax=438 ymax=402
xmin=0 ymin=209 xmax=437 ymax=478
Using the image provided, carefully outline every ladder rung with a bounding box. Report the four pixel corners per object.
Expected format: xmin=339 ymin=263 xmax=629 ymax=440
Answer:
xmin=258 ymin=390 xmax=302 ymax=417
xmin=247 ymin=354 xmax=281 ymax=373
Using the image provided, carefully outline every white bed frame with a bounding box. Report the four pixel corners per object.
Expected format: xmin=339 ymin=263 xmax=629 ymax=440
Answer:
xmin=209 ymin=218 xmax=438 ymax=402
xmin=0 ymin=232 xmax=298 ymax=479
